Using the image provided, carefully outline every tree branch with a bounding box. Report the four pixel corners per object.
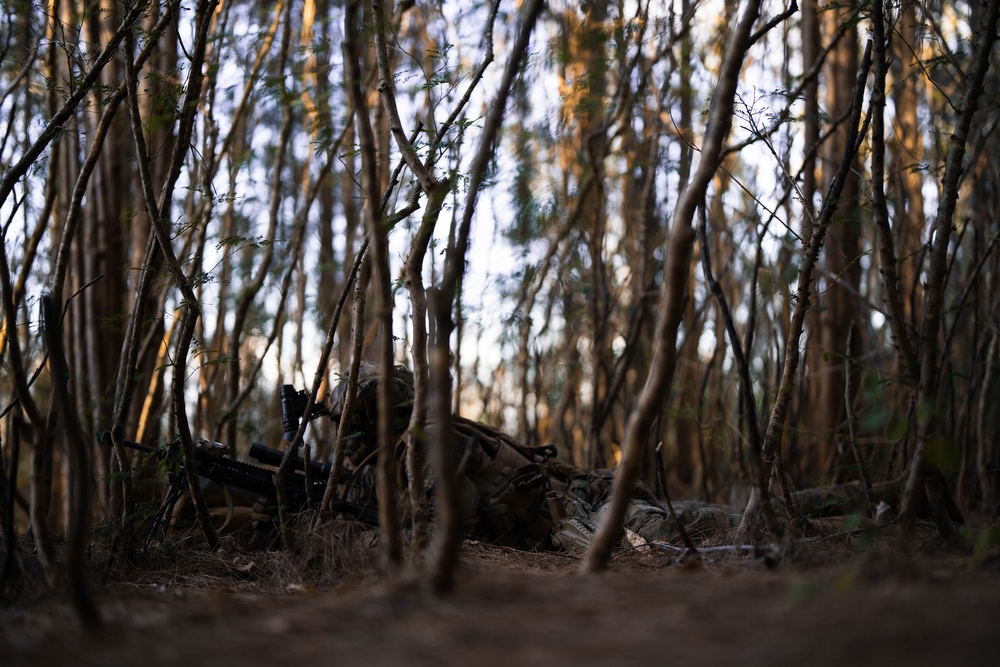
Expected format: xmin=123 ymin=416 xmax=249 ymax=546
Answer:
xmin=583 ymin=0 xmax=773 ymax=572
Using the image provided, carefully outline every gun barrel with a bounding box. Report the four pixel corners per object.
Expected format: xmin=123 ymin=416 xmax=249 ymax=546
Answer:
xmin=98 ymin=430 xmax=379 ymax=528
xmin=248 ymin=442 xmax=333 ymax=481
xmin=97 ymin=430 xmax=158 ymax=455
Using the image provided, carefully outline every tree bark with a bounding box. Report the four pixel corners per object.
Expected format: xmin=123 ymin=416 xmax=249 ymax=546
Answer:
xmin=583 ymin=0 xmax=769 ymax=572
xmin=809 ymin=3 xmax=862 ymax=475
xmin=42 ymin=295 xmax=100 ymax=630
xmin=344 ymin=0 xmax=401 ymax=571
xmin=428 ymin=0 xmax=544 ymax=592
xmin=900 ymin=0 xmax=1000 ymax=538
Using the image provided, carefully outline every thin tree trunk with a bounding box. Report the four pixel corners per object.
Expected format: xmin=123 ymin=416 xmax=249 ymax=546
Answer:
xmin=41 ymin=295 xmax=100 ymax=630
xmin=699 ymin=201 xmax=781 ymax=539
xmin=811 ymin=3 xmax=862 ymax=475
xmin=760 ymin=42 xmax=873 ymax=484
xmin=402 ymin=187 xmax=448 ymax=552
xmin=0 ymin=2 xmax=146 ymax=212
xmin=220 ymin=0 xmax=293 ymax=446
xmin=344 ymin=0 xmax=401 ymax=571
xmin=900 ymin=0 xmax=1000 ymax=538
xmin=892 ymin=0 xmax=926 ymax=326
xmin=427 ymin=0 xmax=544 ymax=592
xmin=583 ymin=0 xmax=770 ymax=573
xmin=977 ymin=337 xmax=998 ymax=511
xmin=872 ymin=0 xmax=919 ymax=386
xmin=122 ymin=0 xmax=221 ymax=550
xmin=316 ymin=247 xmax=370 ymax=521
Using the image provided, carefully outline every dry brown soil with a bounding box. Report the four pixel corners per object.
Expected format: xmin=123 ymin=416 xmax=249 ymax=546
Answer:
xmin=3 ymin=528 xmax=999 ymax=667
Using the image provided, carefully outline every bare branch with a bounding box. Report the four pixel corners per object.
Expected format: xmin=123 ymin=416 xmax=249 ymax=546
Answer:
xmin=0 ymin=2 xmax=147 ymax=212
xmin=871 ymin=0 xmax=919 ymax=385
xmin=371 ymin=0 xmax=438 ymax=192
xmin=428 ymin=0 xmax=546 ymax=593
xmin=759 ymin=41 xmax=874 ymax=477
xmin=902 ymin=0 xmax=1000 ymax=537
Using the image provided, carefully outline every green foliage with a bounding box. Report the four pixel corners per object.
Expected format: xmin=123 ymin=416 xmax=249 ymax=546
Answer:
xmin=201 ymin=354 xmax=237 ymax=368
xmin=216 ymin=234 xmax=274 ymax=251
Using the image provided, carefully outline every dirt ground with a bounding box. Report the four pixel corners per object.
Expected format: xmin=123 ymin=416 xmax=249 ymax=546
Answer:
xmin=3 ymin=525 xmax=999 ymax=667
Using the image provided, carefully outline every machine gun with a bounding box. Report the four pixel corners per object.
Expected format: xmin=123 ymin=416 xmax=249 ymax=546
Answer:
xmin=98 ymin=430 xmax=378 ymax=550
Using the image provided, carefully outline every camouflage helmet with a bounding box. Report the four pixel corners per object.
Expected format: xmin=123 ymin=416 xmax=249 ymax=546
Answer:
xmin=328 ymin=362 xmax=415 ymax=465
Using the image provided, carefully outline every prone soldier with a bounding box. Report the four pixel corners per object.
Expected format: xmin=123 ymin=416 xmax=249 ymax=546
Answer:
xmin=322 ymin=363 xmax=885 ymax=553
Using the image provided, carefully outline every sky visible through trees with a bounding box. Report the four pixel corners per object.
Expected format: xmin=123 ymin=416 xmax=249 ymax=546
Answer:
xmin=1 ymin=0 xmax=999 ymax=594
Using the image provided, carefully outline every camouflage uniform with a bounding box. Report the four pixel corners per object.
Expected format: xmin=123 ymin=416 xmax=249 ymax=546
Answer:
xmin=326 ymin=364 xmax=879 ymax=552
xmin=329 ymin=364 xmax=560 ymax=548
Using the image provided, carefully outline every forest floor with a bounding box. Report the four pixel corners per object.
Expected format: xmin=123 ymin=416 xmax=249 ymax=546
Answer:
xmin=2 ymin=521 xmax=1000 ymax=667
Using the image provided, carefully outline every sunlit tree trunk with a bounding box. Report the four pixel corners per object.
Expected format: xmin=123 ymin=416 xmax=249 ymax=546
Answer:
xmin=127 ymin=3 xmax=178 ymax=449
xmin=671 ymin=3 xmax=698 ymax=489
xmin=580 ymin=0 xmax=611 ymax=471
xmin=892 ymin=0 xmax=926 ymax=325
xmin=584 ymin=0 xmax=766 ymax=572
xmin=810 ymin=5 xmax=861 ymax=477
xmin=794 ymin=1 xmax=821 ymax=485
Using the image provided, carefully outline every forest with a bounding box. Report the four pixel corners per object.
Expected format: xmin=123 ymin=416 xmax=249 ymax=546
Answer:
xmin=1 ymin=0 xmax=1000 ymax=662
